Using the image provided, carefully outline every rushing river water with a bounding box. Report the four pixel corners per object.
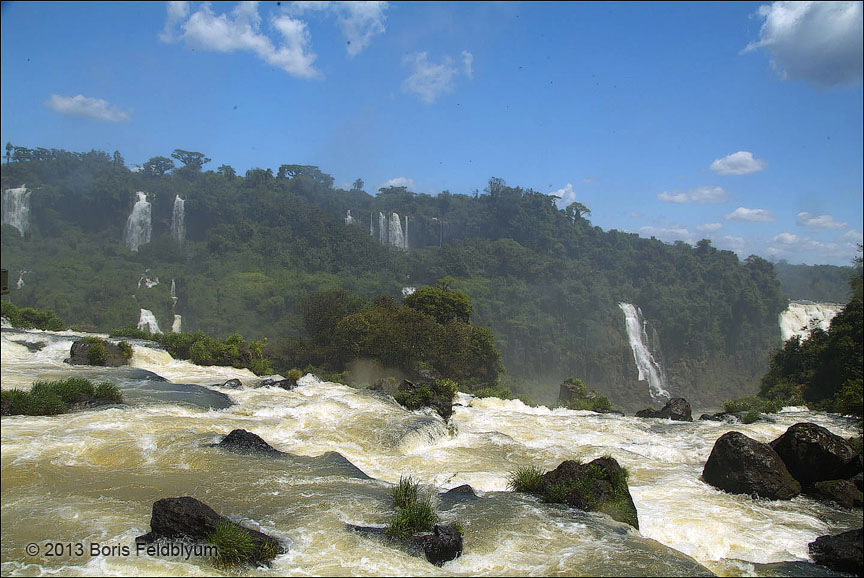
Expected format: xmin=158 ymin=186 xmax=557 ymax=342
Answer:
xmin=1 ymin=327 xmax=860 ymax=577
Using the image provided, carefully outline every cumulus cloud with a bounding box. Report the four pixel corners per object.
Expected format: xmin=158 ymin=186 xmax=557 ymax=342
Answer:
xmin=725 ymin=207 xmax=775 ymax=222
xmin=379 ymin=176 xmax=415 ymax=190
xmin=45 ymin=94 xmax=131 ymax=122
xmin=162 ymin=1 xmax=319 ymax=78
xmin=796 ymin=211 xmax=847 ymax=230
xmin=402 ymin=50 xmax=473 ymax=104
xmin=639 ymin=225 xmax=694 ymax=243
xmin=551 ymin=183 xmax=578 ymax=207
xmin=696 ymin=222 xmax=724 ymax=233
xmin=745 ymin=1 xmax=863 ymax=86
xmin=839 ymin=229 xmax=863 ymax=243
xmin=710 ymin=151 xmax=766 ymax=175
xmin=657 ymin=186 xmax=729 ymax=204
xmin=285 ymin=1 xmax=388 ymax=56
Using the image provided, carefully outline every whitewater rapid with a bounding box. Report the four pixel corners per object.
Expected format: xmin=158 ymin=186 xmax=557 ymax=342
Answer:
xmin=1 ymin=328 xmax=860 ymax=577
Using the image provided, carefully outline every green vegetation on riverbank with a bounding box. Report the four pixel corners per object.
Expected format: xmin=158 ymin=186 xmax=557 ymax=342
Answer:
xmin=1 ymin=377 xmax=122 ymax=416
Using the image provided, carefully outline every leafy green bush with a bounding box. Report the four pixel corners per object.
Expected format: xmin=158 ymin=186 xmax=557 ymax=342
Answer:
xmin=834 ymin=379 xmax=862 ymax=417
xmin=507 ymin=465 xmax=545 ymax=493
xmin=286 ymin=368 xmax=303 ymax=382
xmin=394 ymin=385 xmax=434 ymax=410
xmin=741 ymin=409 xmax=761 ymax=424
xmin=87 ymin=342 xmax=107 ymax=365
xmin=117 ymin=341 xmax=133 ymax=359
xmin=109 ymin=325 xmax=154 ymax=340
xmin=724 ymin=396 xmax=782 ymax=414
xmin=94 ymin=382 xmax=123 ymax=403
xmin=471 ymin=386 xmax=513 ymax=400
xmin=1 ymin=301 xmax=66 ymax=331
xmin=1 ymin=378 xmax=123 ymax=416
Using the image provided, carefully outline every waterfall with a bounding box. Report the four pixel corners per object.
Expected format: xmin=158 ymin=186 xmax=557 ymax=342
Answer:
xmin=172 ymin=314 xmax=182 ymax=333
xmin=378 ymin=212 xmax=387 ymax=244
xmin=779 ymin=301 xmax=843 ymax=342
xmin=137 ymin=271 xmax=159 ymax=289
xmin=16 ymin=271 xmax=27 ymax=289
xmin=170 ymin=195 xmax=185 ymax=243
xmin=389 ymin=212 xmax=406 ymax=251
xmin=170 ymin=279 xmax=178 ymax=307
xmin=2 ymin=185 xmax=31 ymax=235
xmin=345 ymin=210 xmax=356 ymax=225
xmin=370 ymin=211 xmax=375 ymax=236
xmin=137 ymin=308 xmax=162 ymax=334
xmin=123 ymin=192 xmax=151 ymax=252
xmin=404 ymin=215 xmax=409 ymax=249
xmin=619 ymin=303 xmax=670 ymax=401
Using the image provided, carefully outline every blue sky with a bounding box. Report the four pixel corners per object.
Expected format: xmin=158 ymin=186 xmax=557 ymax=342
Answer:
xmin=2 ymin=1 xmax=862 ymax=266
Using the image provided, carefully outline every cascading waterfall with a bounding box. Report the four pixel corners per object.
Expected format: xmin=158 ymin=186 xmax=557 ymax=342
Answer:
xmin=404 ymin=215 xmax=409 ymax=249
xmin=16 ymin=270 xmax=28 ymax=289
xmin=370 ymin=211 xmax=375 ymax=236
xmin=344 ymin=210 xmax=356 ymax=225
xmin=170 ymin=279 xmax=178 ymax=307
xmin=388 ymin=212 xmax=407 ymax=251
xmin=170 ymin=195 xmax=185 ymax=243
xmin=619 ymin=303 xmax=670 ymax=401
xmin=172 ymin=314 xmax=182 ymax=333
xmin=378 ymin=212 xmax=387 ymax=244
xmin=123 ymin=192 xmax=151 ymax=252
xmin=137 ymin=308 xmax=162 ymax=334
xmin=2 ymin=184 xmax=31 ymax=235
xmin=778 ymin=301 xmax=843 ymax=342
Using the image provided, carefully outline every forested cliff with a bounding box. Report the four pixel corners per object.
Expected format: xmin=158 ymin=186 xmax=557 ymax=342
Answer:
xmin=2 ymin=147 xmax=795 ymax=409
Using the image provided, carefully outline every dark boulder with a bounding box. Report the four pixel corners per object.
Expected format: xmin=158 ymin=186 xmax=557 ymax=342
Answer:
xmin=635 ymin=397 xmax=692 ymax=421
xmin=808 ymin=480 xmax=863 ymax=509
xmin=216 ymin=429 xmax=284 ymax=455
xmin=409 ymin=524 xmax=464 ymax=566
xmin=394 ymin=379 xmax=454 ymax=421
xmin=216 ymin=378 xmax=242 ymax=389
xmin=540 ymin=457 xmax=639 ymax=529
xmin=809 ymin=528 xmax=863 ymax=575
xmin=67 ymin=339 xmax=130 ymax=367
xmin=445 ymin=484 xmax=477 ymax=497
xmin=702 ymin=431 xmax=801 ymax=500
xmin=135 ymin=497 xmax=282 ymax=565
xmin=770 ymin=422 xmax=862 ymax=486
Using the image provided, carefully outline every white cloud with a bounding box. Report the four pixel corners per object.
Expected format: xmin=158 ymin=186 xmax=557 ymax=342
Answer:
xmin=745 ymin=1 xmax=863 ymax=86
xmin=696 ymin=222 xmax=724 ymax=233
xmin=45 ymin=94 xmax=131 ymax=122
xmin=839 ymin=229 xmax=863 ymax=243
xmin=658 ymin=185 xmax=729 ymax=204
xmin=163 ymin=2 xmax=319 ymax=78
xmin=462 ymin=50 xmax=474 ymax=79
xmin=639 ymin=225 xmax=694 ymax=243
xmin=402 ymin=52 xmax=460 ymax=103
xmin=710 ymin=151 xmax=766 ymax=175
xmin=725 ymin=207 xmax=775 ymax=222
xmin=286 ymin=1 xmax=388 ymax=56
xmin=796 ymin=211 xmax=848 ymax=230
xmin=379 ymin=177 xmax=415 ymax=190
xmin=551 ymin=183 xmax=578 ymax=207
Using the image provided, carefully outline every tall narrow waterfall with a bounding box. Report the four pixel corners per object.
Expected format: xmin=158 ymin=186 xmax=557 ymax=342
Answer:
xmin=170 ymin=279 xmax=178 ymax=307
xmin=404 ymin=215 xmax=409 ymax=249
xmin=370 ymin=211 xmax=375 ymax=236
xmin=2 ymin=185 xmax=31 ymax=235
xmin=344 ymin=210 xmax=356 ymax=225
xmin=779 ymin=301 xmax=843 ymax=342
xmin=172 ymin=315 xmax=182 ymax=333
xmin=619 ymin=303 xmax=670 ymax=401
xmin=137 ymin=309 xmax=162 ymax=334
xmin=388 ymin=213 xmax=406 ymax=251
xmin=378 ymin=212 xmax=387 ymax=244
xmin=170 ymin=195 xmax=185 ymax=243
xmin=123 ymin=192 xmax=151 ymax=252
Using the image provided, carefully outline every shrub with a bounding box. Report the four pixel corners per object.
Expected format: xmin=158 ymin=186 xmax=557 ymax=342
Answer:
xmin=741 ymin=409 xmax=761 ymax=424
xmin=392 ymin=476 xmax=420 ymax=509
xmin=1 ymin=378 xmax=123 ymax=416
xmin=1 ymin=301 xmax=66 ymax=331
xmin=724 ymin=396 xmax=782 ymax=414
xmin=94 ymin=382 xmax=123 ymax=403
xmin=834 ymin=379 xmax=863 ymax=417
xmin=507 ymin=465 xmax=545 ymax=493
xmin=433 ymin=379 xmax=458 ymax=398
xmin=394 ymin=385 xmax=434 ymax=410
xmin=109 ymin=325 xmax=153 ymax=340
xmin=208 ymin=521 xmax=277 ymax=568
xmin=117 ymin=341 xmax=133 ymax=359
xmin=471 ymin=386 xmax=513 ymax=400
xmin=387 ymin=499 xmax=438 ymax=539
xmin=286 ymin=368 xmax=303 ymax=382
xmin=87 ymin=342 xmax=107 ymax=366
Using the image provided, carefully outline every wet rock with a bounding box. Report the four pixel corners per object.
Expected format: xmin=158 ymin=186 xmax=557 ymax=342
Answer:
xmin=135 ymin=497 xmax=282 ymax=565
xmin=698 ymin=412 xmax=744 ymax=423
xmin=635 ymin=397 xmax=692 ymax=421
xmin=260 ymin=378 xmax=299 ymax=390
xmin=770 ymin=422 xmax=863 ymax=486
xmin=540 ymin=457 xmax=639 ymax=529
xmin=394 ymin=379 xmax=454 ymax=421
xmin=216 ymin=429 xmax=284 ymax=455
xmin=216 ymin=378 xmax=242 ymax=389
xmin=702 ymin=431 xmax=800 ymax=500
xmin=67 ymin=339 xmax=130 ymax=367
xmin=445 ymin=484 xmax=477 ymax=497
xmin=809 ymin=528 xmax=863 ymax=575
xmin=808 ymin=480 xmax=863 ymax=509
xmin=346 ymin=524 xmax=463 ymax=566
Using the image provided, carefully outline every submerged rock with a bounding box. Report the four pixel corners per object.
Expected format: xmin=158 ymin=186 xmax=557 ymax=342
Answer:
xmin=216 ymin=378 xmax=243 ymax=389
xmin=216 ymin=429 xmax=284 ymax=455
xmin=635 ymin=397 xmax=692 ymax=421
xmin=770 ymin=422 xmax=863 ymax=486
xmin=702 ymin=431 xmax=801 ymax=500
xmin=346 ymin=523 xmax=463 ymax=566
xmin=809 ymin=528 xmax=863 ymax=575
xmin=135 ymin=497 xmax=282 ymax=565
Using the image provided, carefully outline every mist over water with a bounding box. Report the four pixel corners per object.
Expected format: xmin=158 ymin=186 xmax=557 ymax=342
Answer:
xmin=2 ymin=328 xmax=860 ymax=577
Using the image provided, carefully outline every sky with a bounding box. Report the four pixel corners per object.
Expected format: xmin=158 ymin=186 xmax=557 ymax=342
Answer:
xmin=1 ymin=1 xmax=862 ymax=266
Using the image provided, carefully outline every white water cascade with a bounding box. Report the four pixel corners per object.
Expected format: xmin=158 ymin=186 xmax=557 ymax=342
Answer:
xmin=378 ymin=212 xmax=387 ymax=244
xmin=172 ymin=314 xmax=182 ymax=333
xmin=388 ymin=212 xmax=407 ymax=251
xmin=137 ymin=308 xmax=162 ymax=334
xmin=16 ymin=270 xmax=28 ymax=289
xmin=344 ymin=210 xmax=356 ymax=225
xmin=170 ymin=195 xmax=185 ymax=243
xmin=2 ymin=184 xmax=31 ymax=235
xmin=779 ymin=301 xmax=843 ymax=342
xmin=170 ymin=279 xmax=178 ymax=307
xmin=123 ymin=192 xmax=151 ymax=252
xmin=619 ymin=303 xmax=671 ymax=401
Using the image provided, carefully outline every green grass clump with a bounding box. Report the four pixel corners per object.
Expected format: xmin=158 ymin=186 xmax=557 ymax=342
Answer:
xmin=1 ymin=378 xmax=123 ymax=416
xmin=471 ymin=386 xmax=513 ymax=400
xmin=94 ymin=382 xmax=123 ymax=403
xmin=392 ymin=475 xmax=420 ymax=509
xmin=387 ymin=475 xmax=439 ymax=539
xmin=724 ymin=396 xmax=782 ymax=414
xmin=394 ymin=385 xmax=434 ymax=410
xmin=87 ymin=342 xmax=107 ymax=365
xmin=565 ymin=396 xmax=614 ymax=412
xmin=117 ymin=341 xmax=133 ymax=359
xmin=286 ymin=368 xmax=303 ymax=382
xmin=1 ymin=301 xmax=66 ymax=331
xmin=109 ymin=325 xmax=154 ymax=340
xmin=741 ymin=409 xmax=761 ymax=424
xmin=507 ymin=465 xmax=545 ymax=493
xmin=208 ymin=521 xmax=278 ymax=568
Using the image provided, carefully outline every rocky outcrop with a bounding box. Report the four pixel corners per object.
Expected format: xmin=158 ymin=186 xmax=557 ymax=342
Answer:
xmin=809 ymin=528 xmax=863 ymax=575
xmin=770 ymin=422 xmax=863 ymax=486
xmin=259 ymin=377 xmax=299 ymax=390
xmin=346 ymin=523 xmax=463 ymax=566
xmin=67 ymin=339 xmax=130 ymax=367
xmin=635 ymin=397 xmax=692 ymax=421
xmin=445 ymin=484 xmax=477 ymax=497
xmin=394 ymin=379 xmax=455 ymax=421
xmin=808 ymin=480 xmax=863 ymax=509
xmin=216 ymin=378 xmax=243 ymax=389
xmin=216 ymin=429 xmax=284 ymax=455
xmin=702 ymin=431 xmax=801 ymax=500
xmin=135 ymin=497 xmax=282 ymax=565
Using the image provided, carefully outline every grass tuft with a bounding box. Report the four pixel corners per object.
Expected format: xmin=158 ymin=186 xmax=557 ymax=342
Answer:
xmin=507 ymin=465 xmax=545 ymax=493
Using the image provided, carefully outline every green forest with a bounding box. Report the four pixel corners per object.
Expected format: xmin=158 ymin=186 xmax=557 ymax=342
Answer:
xmin=0 ymin=145 xmax=856 ymax=410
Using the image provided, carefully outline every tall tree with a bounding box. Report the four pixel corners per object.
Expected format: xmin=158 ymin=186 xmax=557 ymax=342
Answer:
xmin=142 ymin=156 xmax=175 ymax=177
xmin=171 ymin=149 xmax=211 ymax=172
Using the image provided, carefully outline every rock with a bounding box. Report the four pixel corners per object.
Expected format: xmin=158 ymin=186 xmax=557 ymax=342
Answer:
xmin=702 ymin=431 xmax=801 ymax=500
xmin=216 ymin=429 xmax=284 ymax=455
xmin=409 ymin=524 xmax=464 ymax=566
xmin=395 ymin=379 xmax=453 ymax=421
xmin=135 ymin=497 xmax=282 ymax=565
xmin=852 ymin=472 xmax=863 ymax=493
xmin=808 ymin=480 xmax=863 ymax=509
xmin=217 ymin=378 xmax=242 ymax=389
xmin=770 ymin=422 xmax=863 ymax=486
xmin=809 ymin=528 xmax=863 ymax=575
xmin=67 ymin=339 xmax=129 ymax=367
xmin=445 ymin=484 xmax=477 ymax=497
xmin=558 ymin=379 xmax=590 ymax=406
xmin=635 ymin=397 xmax=692 ymax=421
xmin=369 ymin=377 xmax=399 ymax=394
xmin=271 ymin=378 xmax=299 ymax=390
xmin=540 ymin=457 xmax=639 ymax=529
